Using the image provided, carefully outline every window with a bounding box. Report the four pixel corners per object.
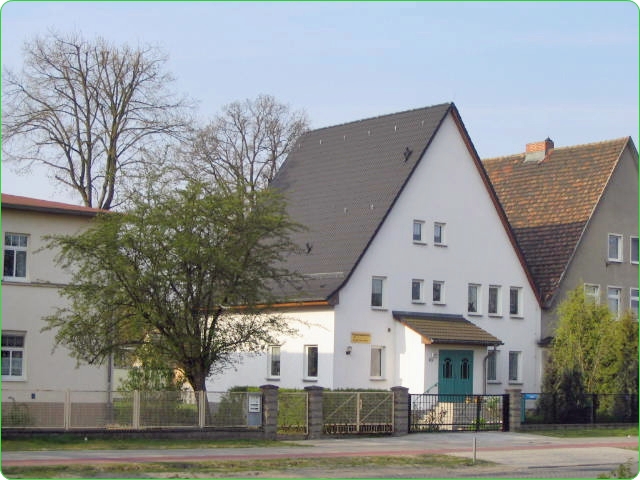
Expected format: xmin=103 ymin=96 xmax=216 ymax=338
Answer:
xmin=631 ymin=288 xmax=639 ymax=317
xmin=631 ymin=237 xmax=639 ymax=264
xmin=371 ymin=277 xmax=385 ymax=308
xmin=413 ymin=220 xmax=425 ymax=243
xmin=442 ymin=357 xmax=453 ymax=379
xmin=488 ymin=285 xmax=501 ymax=315
xmin=608 ymin=234 xmax=623 ymax=262
xmin=370 ymin=346 xmax=384 ymax=378
xmin=608 ymin=287 xmax=622 ymax=317
xmin=508 ymin=351 xmax=521 ymax=383
xmin=268 ymin=346 xmax=281 ymax=378
xmin=509 ymin=287 xmax=523 ymax=316
xmin=468 ymin=284 xmax=481 ymax=314
xmin=304 ymin=345 xmax=318 ymax=379
xmin=434 ymin=222 xmax=446 ymax=245
xmin=2 ymin=333 xmax=25 ymax=380
xmin=487 ymin=351 xmax=498 ymax=382
xmin=432 ymin=281 xmax=445 ymax=304
xmin=411 ymin=279 xmax=424 ymax=303
xmin=584 ymin=284 xmax=600 ymax=304
xmin=3 ymin=233 xmax=28 ymax=280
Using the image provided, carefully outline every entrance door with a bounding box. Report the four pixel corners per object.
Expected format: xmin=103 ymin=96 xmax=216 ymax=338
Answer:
xmin=438 ymin=350 xmax=473 ymax=401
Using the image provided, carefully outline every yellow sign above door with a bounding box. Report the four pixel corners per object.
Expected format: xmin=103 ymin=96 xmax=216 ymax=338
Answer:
xmin=351 ymin=332 xmax=371 ymax=344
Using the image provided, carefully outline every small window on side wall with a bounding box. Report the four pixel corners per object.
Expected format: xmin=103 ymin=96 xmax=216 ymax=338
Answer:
xmin=433 ymin=281 xmax=445 ymax=304
xmin=413 ymin=220 xmax=425 ymax=244
xmin=608 ymin=234 xmax=623 ymax=262
xmin=3 ymin=233 xmax=28 ymax=280
xmin=268 ymin=345 xmax=281 ymax=378
xmin=304 ymin=345 xmax=318 ymax=379
xmin=371 ymin=277 xmax=385 ymax=308
xmin=370 ymin=346 xmax=384 ymax=378
xmin=434 ymin=222 xmax=446 ymax=246
xmin=509 ymin=287 xmax=523 ymax=316
xmin=468 ymin=284 xmax=480 ymax=314
xmin=411 ymin=279 xmax=424 ymax=303
xmin=631 ymin=237 xmax=638 ymax=265
xmin=2 ymin=333 xmax=25 ymax=380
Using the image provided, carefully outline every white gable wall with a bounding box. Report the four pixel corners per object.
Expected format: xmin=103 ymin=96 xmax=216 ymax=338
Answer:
xmin=332 ymin=112 xmax=541 ymax=393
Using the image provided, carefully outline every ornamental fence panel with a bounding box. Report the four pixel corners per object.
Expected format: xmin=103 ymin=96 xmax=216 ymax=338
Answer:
xmin=323 ymin=391 xmax=393 ymax=434
xmin=409 ymin=394 xmax=506 ymax=432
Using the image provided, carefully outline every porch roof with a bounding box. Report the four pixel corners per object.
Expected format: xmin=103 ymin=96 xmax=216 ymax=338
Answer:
xmin=393 ymin=311 xmax=503 ymax=347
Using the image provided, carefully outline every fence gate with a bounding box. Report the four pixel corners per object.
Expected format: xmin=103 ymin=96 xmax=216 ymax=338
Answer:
xmin=323 ymin=392 xmax=393 ymax=434
xmin=409 ymin=394 xmax=507 ymax=432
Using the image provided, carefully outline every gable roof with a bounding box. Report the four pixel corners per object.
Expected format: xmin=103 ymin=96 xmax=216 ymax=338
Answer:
xmin=272 ymin=103 xmax=536 ymax=303
xmin=271 ymin=103 xmax=452 ymax=301
xmin=483 ymin=137 xmax=634 ymax=306
xmin=393 ymin=311 xmax=503 ymax=346
xmin=2 ymin=193 xmax=104 ymax=217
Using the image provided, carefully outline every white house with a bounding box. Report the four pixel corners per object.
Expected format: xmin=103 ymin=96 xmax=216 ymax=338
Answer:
xmin=207 ymin=103 xmax=542 ymax=395
xmin=1 ymin=194 xmax=112 ymax=392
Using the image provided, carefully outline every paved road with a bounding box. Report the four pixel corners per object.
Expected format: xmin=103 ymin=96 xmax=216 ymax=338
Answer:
xmin=3 ymin=432 xmax=638 ymax=478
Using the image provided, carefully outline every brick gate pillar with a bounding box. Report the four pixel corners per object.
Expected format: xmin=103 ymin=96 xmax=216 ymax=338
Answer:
xmin=260 ymin=384 xmax=279 ymax=439
xmin=305 ymin=385 xmax=324 ymax=439
xmin=391 ymin=386 xmax=409 ymax=436
xmin=505 ymin=388 xmax=522 ymax=431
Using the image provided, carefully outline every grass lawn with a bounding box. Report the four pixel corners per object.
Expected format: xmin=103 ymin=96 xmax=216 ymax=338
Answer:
xmin=526 ymin=426 xmax=638 ymax=438
xmin=1 ymin=435 xmax=304 ymax=451
xmin=2 ymin=454 xmax=491 ymax=479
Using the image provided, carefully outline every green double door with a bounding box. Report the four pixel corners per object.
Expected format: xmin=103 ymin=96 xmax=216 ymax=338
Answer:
xmin=438 ymin=350 xmax=473 ymax=400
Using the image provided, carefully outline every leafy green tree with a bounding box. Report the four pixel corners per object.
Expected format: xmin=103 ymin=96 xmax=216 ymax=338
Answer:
xmin=547 ymin=285 xmax=617 ymax=393
xmin=44 ymin=181 xmax=302 ymax=393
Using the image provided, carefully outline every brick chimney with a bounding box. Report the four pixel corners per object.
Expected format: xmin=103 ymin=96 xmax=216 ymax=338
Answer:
xmin=524 ymin=138 xmax=554 ymax=163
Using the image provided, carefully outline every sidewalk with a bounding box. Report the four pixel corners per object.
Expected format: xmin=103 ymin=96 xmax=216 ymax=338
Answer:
xmin=3 ymin=432 xmax=638 ymax=478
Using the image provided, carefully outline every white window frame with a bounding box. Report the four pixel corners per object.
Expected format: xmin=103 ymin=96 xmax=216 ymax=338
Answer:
xmin=487 ymin=350 xmax=499 ymax=383
xmin=303 ymin=345 xmax=318 ymax=381
xmin=488 ymin=285 xmax=502 ymax=316
xmin=412 ymin=220 xmax=426 ymax=244
xmin=608 ymin=233 xmax=623 ymax=263
xmin=371 ymin=276 xmax=386 ymax=309
xmin=509 ymin=287 xmax=523 ymax=317
xmin=370 ymin=345 xmax=385 ymax=379
xmin=267 ymin=345 xmax=281 ymax=379
xmin=630 ymin=288 xmax=639 ymax=317
xmin=3 ymin=233 xmax=29 ymax=281
xmin=433 ymin=222 xmax=446 ymax=246
xmin=508 ymin=351 xmax=522 ymax=383
xmin=631 ymin=236 xmax=639 ymax=265
xmin=468 ymin=283 xmax=481 ymax=315
xmin=584 ymin=284 xmax=600 ymax=304
xmin=2 ymin=332 xmax=26 ymax=381
xmin=411 ymin=279 xmax=425 ymax=304
xmin=432 ymin=280 xmax=445 ymax=305
xmin=608 ymin=286 xmax=622 ymax=318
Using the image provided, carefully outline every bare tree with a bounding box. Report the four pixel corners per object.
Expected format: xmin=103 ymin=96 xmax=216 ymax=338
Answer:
xmin=187 ymin=94 xmax=308 ymax=193
xmin=2 ymin=31 xmax=193 ymax=209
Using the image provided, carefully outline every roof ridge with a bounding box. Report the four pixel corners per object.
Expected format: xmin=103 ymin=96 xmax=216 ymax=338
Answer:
xmin=483 ymin=136 xmax=630 ymax=162
xmin=307 ymin=102 xmax=453 ymax=134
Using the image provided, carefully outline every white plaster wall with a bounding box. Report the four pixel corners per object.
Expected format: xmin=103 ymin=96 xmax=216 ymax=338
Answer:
xmin=332 ymin=113 xmax=541 ymax=393
xmin=2 ymin=209 xmax=109 ymax=392
xmin=206 ymin=308 xmax=335 ymax=391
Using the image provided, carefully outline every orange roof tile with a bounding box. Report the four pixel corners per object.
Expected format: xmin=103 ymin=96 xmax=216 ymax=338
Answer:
xmin=483 ymin=137 xmax=630 ymax=304
xmin=2 ymin=193 xmax=104 ymax=216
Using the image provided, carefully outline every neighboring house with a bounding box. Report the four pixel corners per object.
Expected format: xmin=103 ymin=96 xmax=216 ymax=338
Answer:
xmin=483 ymin=137 xmax=639 ymax=353
xmin=207 ymin=103 xmax=542 ymax=395
xmin=1 ymin=194 xmax=112 ymax=392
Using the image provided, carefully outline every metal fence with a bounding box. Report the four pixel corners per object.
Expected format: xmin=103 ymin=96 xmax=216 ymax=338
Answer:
xmin=323 ymin=391 xmax=393 ymax=434
xmin=521 ymin=392 xmax=638 ymax=425
xmin=409 ymin=394 xmax=506 ymax=432
xmin=277 ymin=391 xmax=308 ymax=435
xmin=1 ymin=389 xmax=262 ymax=430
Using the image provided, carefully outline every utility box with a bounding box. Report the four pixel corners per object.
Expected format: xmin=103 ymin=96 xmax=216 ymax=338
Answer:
xmin=247 ymin=393 xmax=262 ymax=426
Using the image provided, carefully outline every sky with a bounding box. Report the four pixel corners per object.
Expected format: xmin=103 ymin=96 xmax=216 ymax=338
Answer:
xmin=1 ymin=1 xmax=638 ymax=204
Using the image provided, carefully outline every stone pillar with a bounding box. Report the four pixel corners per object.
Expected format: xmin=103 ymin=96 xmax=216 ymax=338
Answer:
xmin=305 ymin=385 xmax=324 ymax=439
xmin=260 ymin=384 xmax=279 ymax=440
xmin=505 ymin=388 xmax=522 ymax=431
xmin=391 ymin=386 xmax=409 ymax=436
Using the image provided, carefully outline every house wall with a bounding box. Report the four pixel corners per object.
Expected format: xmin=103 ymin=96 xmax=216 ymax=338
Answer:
xmin=2 ymin=208 xmax=109 ymax=392
xmin=205 ymin=307 xmax=336 ymax=392
xmin=542 ymin=145 xmax=639 ymax=338
xmin=331 ymin=112 xmax=541 ymax=393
